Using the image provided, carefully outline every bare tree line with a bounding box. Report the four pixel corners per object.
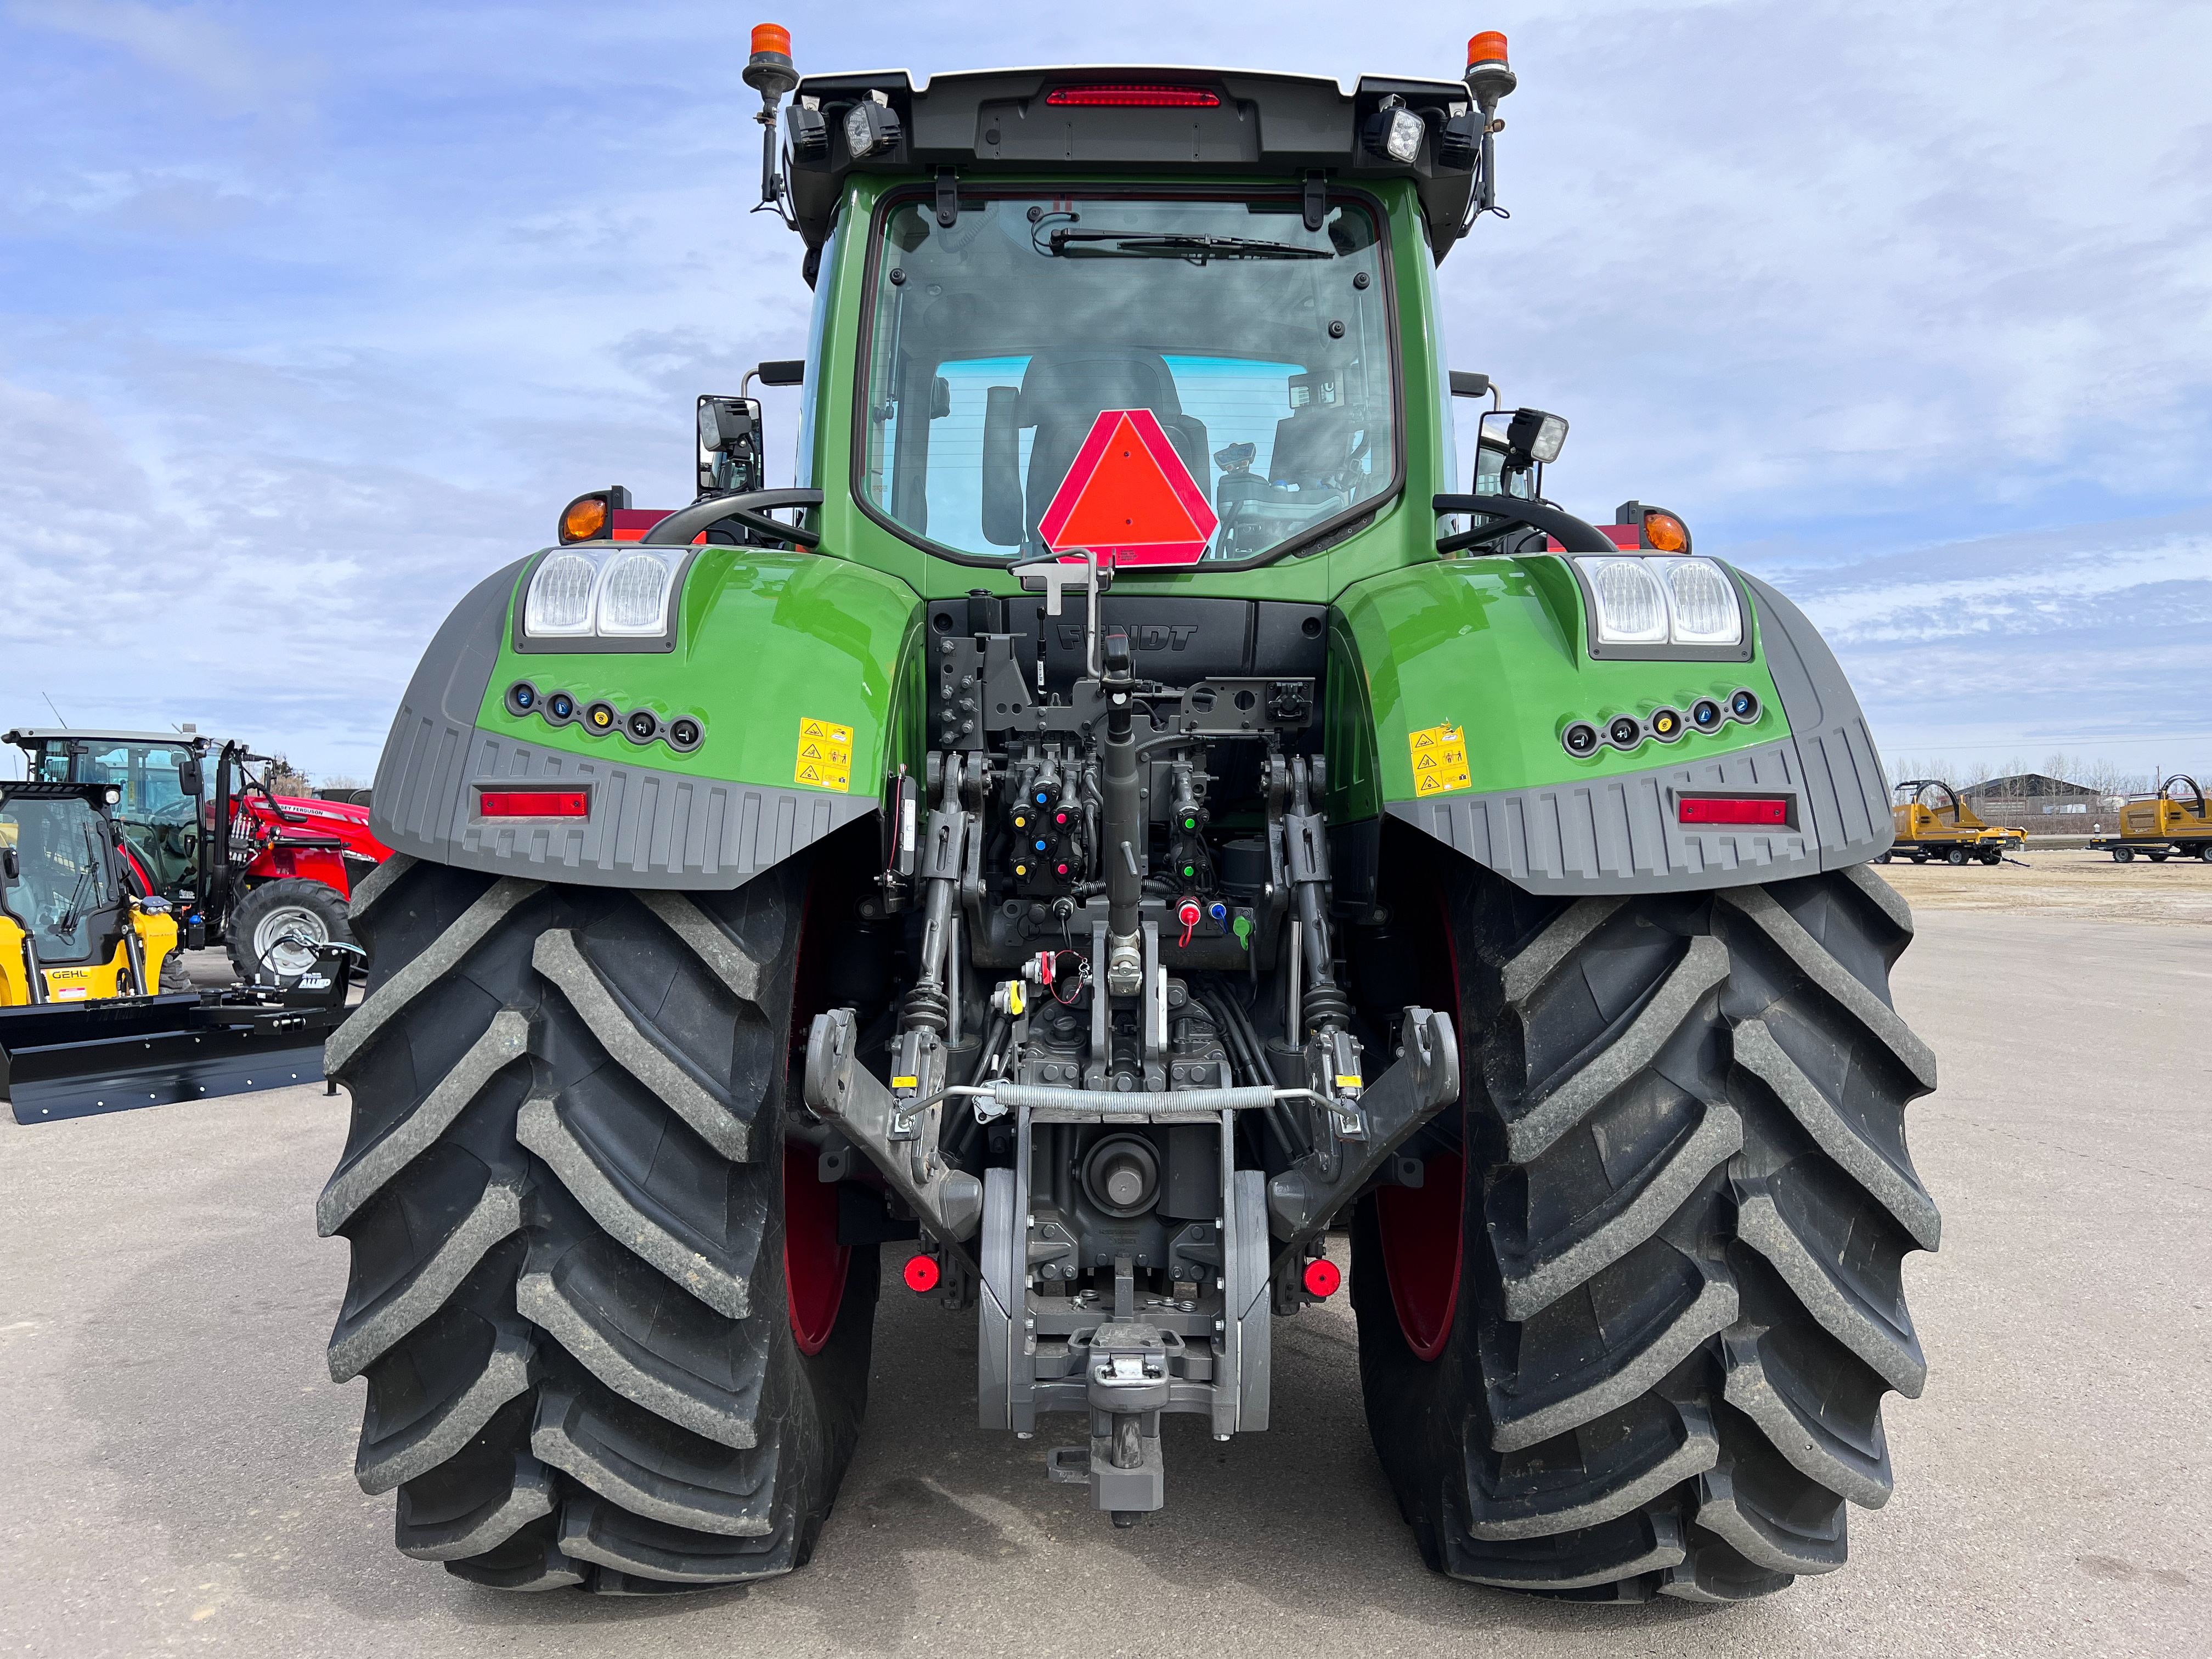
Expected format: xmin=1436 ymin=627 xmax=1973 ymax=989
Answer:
xmin=1884 ymin=753 xmax=2162 ymax=797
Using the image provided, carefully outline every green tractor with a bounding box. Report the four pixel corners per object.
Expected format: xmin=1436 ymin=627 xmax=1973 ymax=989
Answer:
xmin=322 ymin=27 xmax=1935 ymax=1605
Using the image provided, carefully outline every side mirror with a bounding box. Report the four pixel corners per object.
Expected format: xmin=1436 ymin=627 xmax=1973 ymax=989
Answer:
xmin=754 ymin=359 xmax=804 ymax=387
xmin=1448 ymin=370 xmax=1492 ymax=400
xmin=697 ymin=396 xmax=765 ymax=496
xmin=177 ymin=758 xmax=203 ymax=795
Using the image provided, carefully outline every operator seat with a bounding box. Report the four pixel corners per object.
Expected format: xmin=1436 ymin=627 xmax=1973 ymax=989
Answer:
xmin=980 ymin=348 xmax=1209 ymax=548
xmin=1267 ymin=369 xmax=1363 ymax=496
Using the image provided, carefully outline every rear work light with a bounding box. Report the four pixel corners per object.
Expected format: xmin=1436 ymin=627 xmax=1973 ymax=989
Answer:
xmin=1678 ymin=796 xmax=1789 ymax=827
xmin=1045 ymin=84 xmax=1221 ymax=106
xmin=479 ymin=789 xmax=590 ymax=819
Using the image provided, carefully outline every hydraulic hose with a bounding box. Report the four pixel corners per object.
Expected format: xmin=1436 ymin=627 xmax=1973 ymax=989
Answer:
xmin=1099 ymin=632 xmax=1143 ymax=956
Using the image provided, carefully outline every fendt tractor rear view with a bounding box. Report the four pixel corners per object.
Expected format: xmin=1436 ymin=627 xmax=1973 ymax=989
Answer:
xmin=324 ymin=28 xmax=1939 ymax=1605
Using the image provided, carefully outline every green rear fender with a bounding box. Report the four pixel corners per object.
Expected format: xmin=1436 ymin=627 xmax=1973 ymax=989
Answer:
xmin=1325 ymin=555 xmax=1894 ymax=894
xmin=368 ymin=549 xmax=922 ymax=889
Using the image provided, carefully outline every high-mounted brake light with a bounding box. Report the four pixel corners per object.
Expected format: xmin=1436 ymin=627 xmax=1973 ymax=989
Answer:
xmin=1678 ymin=796 xmax=1789 ymax=827
xmin=1046 ymin=84 xmax=1221 ymax=107
xmin=479 ymin=789 xmax=590 ymax=819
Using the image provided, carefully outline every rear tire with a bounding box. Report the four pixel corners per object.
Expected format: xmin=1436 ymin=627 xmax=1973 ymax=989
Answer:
xmin=229 ymin=876 xmax=355 ymax=988
xmin=1353 ymin=847 xmax=1939 ymax=1602
xmin=318 ymin=855 xmax=876 ymax=1593
xmin=1945 ymin=848 xmax=1968 ymax=866
xmin=2113 ymin=848 xmax=2134 ymax=863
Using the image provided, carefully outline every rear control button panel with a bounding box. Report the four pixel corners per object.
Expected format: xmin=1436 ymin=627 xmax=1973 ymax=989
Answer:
xmin=505 ymin=680 xmax=703 ymax=755
xmin=1560 ymin=687 xmax=1762 ymax=757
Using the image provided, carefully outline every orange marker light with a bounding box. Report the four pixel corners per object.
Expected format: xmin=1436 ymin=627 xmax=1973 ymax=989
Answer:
xmin=749 ymin=22 xmax=791 ymax=57
xmin=560 ymin=494 xmax=609 ymax=543
xmin=1467 ymin=31 xmax=1509 ymax=66
xmin=1643 ymin=510 xmax=1691 ymax=552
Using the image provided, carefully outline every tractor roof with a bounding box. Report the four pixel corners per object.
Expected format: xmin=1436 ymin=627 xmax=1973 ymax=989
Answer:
xmin=787 ymin=64 xmax=1481 ymax=258
xmin=6 ymin=728 xmax=205 ymax=749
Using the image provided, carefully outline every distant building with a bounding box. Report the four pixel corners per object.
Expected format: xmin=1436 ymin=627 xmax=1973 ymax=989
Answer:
xmin=1963 ymin=773 xmax=2106 ymax=834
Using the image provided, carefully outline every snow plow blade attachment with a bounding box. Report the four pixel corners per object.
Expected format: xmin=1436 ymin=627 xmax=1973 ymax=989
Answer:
xmin=1 ymin=992 xmax=348 ymax=1124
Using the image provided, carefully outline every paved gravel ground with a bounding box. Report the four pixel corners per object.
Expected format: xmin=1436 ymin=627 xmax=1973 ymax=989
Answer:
xmin=2 ymin=905 xmax=2206 ymax=1657
xmin=1879 ymin=847 xmax=2212 ymax=926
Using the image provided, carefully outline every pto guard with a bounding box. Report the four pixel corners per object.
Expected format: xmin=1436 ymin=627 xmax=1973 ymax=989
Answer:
xmin=1371 ymin=569 xmax=1893 ymax=895
xmin=368 ymin=553 xmax=913 ymax=890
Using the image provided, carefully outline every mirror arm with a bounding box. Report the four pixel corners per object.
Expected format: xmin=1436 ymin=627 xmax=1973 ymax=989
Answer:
xmin=1432 ymin=494 xmax=1615 ymax=555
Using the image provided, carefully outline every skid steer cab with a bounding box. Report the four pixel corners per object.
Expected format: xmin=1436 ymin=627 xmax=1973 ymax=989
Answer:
xmin=5 ymin=728 xmax=392 ymax=988
xmin=0 ymin=777 xmax=362 ymax=1123
xmin=0 ymin=781 xmax=180 ymax=1006
xmin=328 ymin=24 xmax=1943 ymax=1610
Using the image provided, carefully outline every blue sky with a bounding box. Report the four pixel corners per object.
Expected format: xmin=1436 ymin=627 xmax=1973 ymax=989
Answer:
xmin=2 ymin=0 xmax=2207 ymax=788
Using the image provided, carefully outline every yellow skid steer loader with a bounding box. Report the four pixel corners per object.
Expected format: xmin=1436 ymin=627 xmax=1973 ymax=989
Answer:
xmin=1 ymin=779 xmax=353 ymax=1123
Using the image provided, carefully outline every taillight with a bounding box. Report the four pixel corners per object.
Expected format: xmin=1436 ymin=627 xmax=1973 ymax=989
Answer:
xmin=1678 ymin=796 xmax=1789 ymax=826
xmin=478 ymin=789 xmax=590 ymax=819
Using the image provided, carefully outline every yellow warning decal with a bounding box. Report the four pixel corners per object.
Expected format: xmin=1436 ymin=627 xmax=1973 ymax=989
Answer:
xmin=891 ymin=1075 xmax=919 ymax=1090
xmin=1408 ymin=723 xmax=1472 ymax=797
xmin=1334 ymin=1074 xmax=1364 ymax=1090
xmin=795 ymin=717 xmax=854 ymax=793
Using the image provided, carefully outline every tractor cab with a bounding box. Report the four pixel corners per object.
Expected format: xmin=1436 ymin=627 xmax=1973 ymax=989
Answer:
xmin=13 ymin=729 xmax=207 ymax=895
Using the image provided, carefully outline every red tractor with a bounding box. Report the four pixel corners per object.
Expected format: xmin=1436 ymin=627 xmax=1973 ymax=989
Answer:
xmin=5 ymin=728 xmax=391 ymax=986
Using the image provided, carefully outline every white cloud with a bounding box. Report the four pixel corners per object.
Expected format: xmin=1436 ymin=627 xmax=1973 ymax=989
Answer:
xmin=5 ymin=0 xmax=313 ymax=113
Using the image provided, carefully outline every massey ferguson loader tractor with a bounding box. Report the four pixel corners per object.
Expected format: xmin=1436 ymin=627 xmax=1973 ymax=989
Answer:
xmin=322 ymin=29 xmax=1936 ymax=1606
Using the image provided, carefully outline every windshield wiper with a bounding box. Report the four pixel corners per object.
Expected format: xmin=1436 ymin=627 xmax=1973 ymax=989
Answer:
xmin=1045 ymin=230 xmax=1331 ymax=263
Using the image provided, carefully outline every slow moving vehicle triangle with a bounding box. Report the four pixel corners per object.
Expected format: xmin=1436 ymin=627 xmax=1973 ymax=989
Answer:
xmin=1037 ymin=408 xmax=1219 ymax=566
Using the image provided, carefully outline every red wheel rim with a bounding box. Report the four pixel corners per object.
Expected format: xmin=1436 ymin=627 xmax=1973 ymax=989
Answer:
xmin=782 ymin=867 xmax=849 ymax=1355
xmin=1373 ymin=880 xmax=1466 ymax=1361
xmin=783 ymin=1149 xmax=850 ymax=1355
xmin=1377 ymin=1151 xmax=1464 ymax=1359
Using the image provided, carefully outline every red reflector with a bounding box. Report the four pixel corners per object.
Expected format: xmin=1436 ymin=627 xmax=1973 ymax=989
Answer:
xmin=1302 ymin=1258 xmax=1342 ymax=1299
xmin=903 ymin=1254 xmax=941 ymax=1293
xmin=1678 ymin=796 xmax=1788 ymax=826
xmin=479 ymin=789 xmax=589 ymax=819
xmin=1046 ymin=84 xmax=1221 ymax=107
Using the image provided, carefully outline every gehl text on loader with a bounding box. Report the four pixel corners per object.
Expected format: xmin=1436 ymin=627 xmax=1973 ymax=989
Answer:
xmin=319 ymin=26 xmax=1937 ymax=1606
